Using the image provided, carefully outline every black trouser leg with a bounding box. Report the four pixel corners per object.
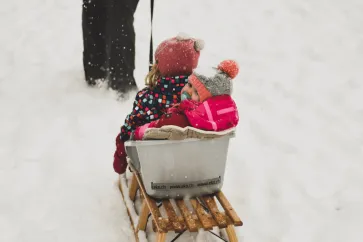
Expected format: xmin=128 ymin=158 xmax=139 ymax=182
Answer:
xmin=106 ymin=0 xmax=139 ymax=92
xmin=82 ymin=0 xmax=108 ymax=85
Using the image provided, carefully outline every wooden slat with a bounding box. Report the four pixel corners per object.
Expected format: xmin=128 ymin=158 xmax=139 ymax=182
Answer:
xmin=191 ymin=214 xmax=218 ymax=228
xmin=162 ymin=200 xmax=185 ymax=232
xmin=128 ymin=173 xmax=139 ymax=201
xmin=151 ymin=212 xmax=226 ymax=232
xmin=137 ymin=200 xmax=149 ymax=231
xmin=156 ymin=232 xmax=167 ymax=242
xmin=216 ymin=191 xmax=243 ymax=226
xmin=201 ymin=196 xmax=228 ymax=228
xmin=225 ymin=224 xmax=238 ymax=242
xmin=152 ymin=218 xmax=166 ymax=232
xmin=143 ymin=194 xmax=169 ymax=232
xmin=175 ymin=199 xmax=199 ymax=232
xmin=152 ymin=217 xmax=184 ymax=232
xmin=190 ymin=199 xmax=215 ymax=230
xmin=129 ymin=167 xmax=168 ymax=232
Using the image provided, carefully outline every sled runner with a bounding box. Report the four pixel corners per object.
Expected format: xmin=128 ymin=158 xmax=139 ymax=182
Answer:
xmin=119 ymin=126 xmax=243 ymax=241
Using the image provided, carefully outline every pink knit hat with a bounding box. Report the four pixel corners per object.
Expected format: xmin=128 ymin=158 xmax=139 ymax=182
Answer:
xmin=154 ymin=33 xmax=205 ymax=77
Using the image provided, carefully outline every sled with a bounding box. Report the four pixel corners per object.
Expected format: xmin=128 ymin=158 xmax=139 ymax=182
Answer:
xmin=119 ymin=165 xmax=243 ymax=242
xmin=119 ymin=127 xmax=243 ymax=241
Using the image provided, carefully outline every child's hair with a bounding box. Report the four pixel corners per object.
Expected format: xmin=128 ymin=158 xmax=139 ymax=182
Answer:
xmin=145 ymin=63 xmax=161 ymax=89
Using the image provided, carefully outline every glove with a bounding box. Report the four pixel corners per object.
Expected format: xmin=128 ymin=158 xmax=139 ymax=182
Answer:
xmin=113 ymin=133 xmax=128 ymax=174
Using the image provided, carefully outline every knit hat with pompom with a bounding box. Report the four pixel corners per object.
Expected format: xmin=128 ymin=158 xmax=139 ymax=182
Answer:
xmin=154 ymin=33 xmax=205 ymax=77
xmin=188 ymin=60 xmax=239 ymax=102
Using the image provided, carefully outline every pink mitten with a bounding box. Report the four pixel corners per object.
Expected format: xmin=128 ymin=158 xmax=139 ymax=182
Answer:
xmin=133 ymin=123 xmax=153 ymax=140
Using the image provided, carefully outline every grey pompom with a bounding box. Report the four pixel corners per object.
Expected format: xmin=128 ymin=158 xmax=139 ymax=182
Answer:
xmin=194 ymin=39 xmax=205 ymax=51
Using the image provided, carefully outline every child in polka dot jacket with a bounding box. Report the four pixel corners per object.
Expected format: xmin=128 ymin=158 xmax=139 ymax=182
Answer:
xmin=113 ymin=34 xmax=205 ymax=174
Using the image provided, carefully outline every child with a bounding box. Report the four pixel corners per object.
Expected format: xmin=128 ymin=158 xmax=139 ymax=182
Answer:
xmin=131 ymin=60 xmax=240 ymax=140
xmin=113 ymin=34 xmax=205 ymax=174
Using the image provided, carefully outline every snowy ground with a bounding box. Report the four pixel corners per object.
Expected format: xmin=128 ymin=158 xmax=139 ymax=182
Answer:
xmin=1 ymin=0 xmax=363 ymax=241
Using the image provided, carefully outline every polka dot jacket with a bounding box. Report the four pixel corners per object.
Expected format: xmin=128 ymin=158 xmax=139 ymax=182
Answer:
xmin=120 ymin=75 xmax=189 ymax=141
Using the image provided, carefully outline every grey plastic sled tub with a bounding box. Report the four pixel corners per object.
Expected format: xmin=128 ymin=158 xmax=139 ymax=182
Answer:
xmin=124 ymin=135 xmax=234 ymax=199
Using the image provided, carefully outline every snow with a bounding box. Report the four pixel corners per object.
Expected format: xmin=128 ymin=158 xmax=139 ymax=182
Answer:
xmin=1 ymin=0 xmax=363 ymax=242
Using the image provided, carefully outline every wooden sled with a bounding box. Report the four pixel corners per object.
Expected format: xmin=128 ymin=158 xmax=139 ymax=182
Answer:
xmin=119 ymin=164 xmax=243 ymax=242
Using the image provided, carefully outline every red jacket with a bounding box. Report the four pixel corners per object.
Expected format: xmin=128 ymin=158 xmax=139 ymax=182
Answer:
xmin=133 ymin=95 xmax=239 ymax=140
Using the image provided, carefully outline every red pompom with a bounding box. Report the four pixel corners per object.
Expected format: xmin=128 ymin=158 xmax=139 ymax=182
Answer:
xmin=217 ymin=60 xmax=239 ymax=79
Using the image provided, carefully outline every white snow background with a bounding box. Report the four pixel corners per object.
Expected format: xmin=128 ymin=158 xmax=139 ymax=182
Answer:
xmin=1 ymin=0 xmax=363 ymax=241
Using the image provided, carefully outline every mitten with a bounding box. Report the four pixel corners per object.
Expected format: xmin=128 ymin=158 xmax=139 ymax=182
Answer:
xmin=113 ymin=133 xmax=128 ymax=174
xmin=133 ymin=123 xmax=153 ymax=140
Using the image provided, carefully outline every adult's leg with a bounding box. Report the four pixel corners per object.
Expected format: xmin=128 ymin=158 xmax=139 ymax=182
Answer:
xmin=82 ymin=0 xmax=108 ymax=85
xmin=106 ymin=0 xmax=139 ymax=93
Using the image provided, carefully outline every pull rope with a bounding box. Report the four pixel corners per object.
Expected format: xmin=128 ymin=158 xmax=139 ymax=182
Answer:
xmin=149 ymin=0 xmax=154 ymax=71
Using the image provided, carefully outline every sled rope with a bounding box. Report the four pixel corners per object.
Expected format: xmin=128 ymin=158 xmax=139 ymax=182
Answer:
xmin=149 ymin=0 xmax=154 ymax=71
xmin=170 ymin=230 xmax=186 ymax=242
xmin=197 ymin=197 xmax=210 ymax=213
xmin=208 ymin=231 xmax=228 ymax=242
